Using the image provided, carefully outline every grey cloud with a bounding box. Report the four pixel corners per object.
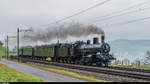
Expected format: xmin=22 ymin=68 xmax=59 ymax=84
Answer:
xmin=0 ymin=0 xmax=150 ymax=42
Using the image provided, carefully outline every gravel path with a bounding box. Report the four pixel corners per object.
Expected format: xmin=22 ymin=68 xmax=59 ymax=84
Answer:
xmin=0 ymin=59 xmax=86 ymax=82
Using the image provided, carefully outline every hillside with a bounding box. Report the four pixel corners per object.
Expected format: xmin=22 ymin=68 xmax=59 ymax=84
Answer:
xmin=108 ymin=39 xmax=150 ymax=61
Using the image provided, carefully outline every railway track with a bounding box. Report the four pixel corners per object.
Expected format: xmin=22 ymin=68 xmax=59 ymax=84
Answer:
xmin=8 ymin=57 xmax=150 ymax=81
xmin=107 ymin=66 xmax=150 ymax=73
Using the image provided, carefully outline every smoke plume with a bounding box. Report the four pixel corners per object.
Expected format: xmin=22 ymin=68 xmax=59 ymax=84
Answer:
xmin=21 ymin=22 xmax=104 ymax=42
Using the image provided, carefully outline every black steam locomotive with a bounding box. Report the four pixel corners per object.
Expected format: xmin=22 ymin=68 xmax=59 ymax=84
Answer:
xmin=19 ymin=35 xmax=115 ymax=66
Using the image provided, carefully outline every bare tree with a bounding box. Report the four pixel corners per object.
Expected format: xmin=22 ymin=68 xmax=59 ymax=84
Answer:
xmin=146 ymin=51 xmax=150 ymax=60
xmin=143 ymin=51 xmax=150 ymax=66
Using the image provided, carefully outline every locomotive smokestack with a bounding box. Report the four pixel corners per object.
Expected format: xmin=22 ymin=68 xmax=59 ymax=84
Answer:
xmin=87 ymin=40 xmax=91 ymax=45
xmin=101 ymin=34 xmax=105 ymax=43
xmin=93 ymin=37 xmax=99 ymax=44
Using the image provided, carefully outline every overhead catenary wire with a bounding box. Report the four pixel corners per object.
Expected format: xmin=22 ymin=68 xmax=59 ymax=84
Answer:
xmin=92 ymin=6 xmax=150 ymax=23
xmin=22 ymin=0 xmax=150 ymax=36
xmin=101 ymin=16 xmax=150 ymax=27
xmin=40 ymin=0 xmax=111 ymax=27
xmin=91 ymin=0 xmax=150 ymax=20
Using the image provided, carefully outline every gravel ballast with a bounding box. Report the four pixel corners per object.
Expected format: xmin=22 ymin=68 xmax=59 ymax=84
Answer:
xmin=28 ymin=62 xmax=150 ymax=82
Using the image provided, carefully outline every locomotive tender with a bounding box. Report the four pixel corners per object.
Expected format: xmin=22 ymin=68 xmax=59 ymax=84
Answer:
xmin=19 ymin=35 xmax=115 ymax=66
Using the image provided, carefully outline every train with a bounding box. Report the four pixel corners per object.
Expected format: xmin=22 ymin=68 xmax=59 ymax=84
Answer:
xmin=18 ymin=35 xmax=115 ymax=67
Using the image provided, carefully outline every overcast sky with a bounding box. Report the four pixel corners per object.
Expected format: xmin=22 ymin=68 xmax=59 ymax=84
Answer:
xmin=0 ymin=0 xmax=150 ymax=43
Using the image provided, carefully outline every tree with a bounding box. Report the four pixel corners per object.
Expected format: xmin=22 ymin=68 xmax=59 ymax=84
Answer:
xmin=0 ymin=40 xmax=3 ymax=45
xmin=146 ymin=51 xmax=150 ymax=60
xmin=123 ymin=58 xmax=130 ymax=65
xmin=143 ymin=51 xmax=150 ymax=66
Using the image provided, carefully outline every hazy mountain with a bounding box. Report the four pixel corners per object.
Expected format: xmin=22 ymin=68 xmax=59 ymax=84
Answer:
xmin=108 ymin=39 xmax=150 ymax=62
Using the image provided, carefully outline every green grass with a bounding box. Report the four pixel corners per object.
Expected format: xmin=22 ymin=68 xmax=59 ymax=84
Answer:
xmin=0 ymin=63 xmax=44 ymax=82
xmin=45 ymin=68 xmax=107 ymax=82
xmin=0 ymin=45 xmax=5 ymax=56
xmin=112 ymin=65 xmax=150 ymax=70
xmin=0 ymin=45 xmax=17 ymax=57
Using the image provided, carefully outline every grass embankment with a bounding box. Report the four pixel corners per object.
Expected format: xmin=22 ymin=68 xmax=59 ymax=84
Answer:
xmin=0 ymin=45 xmax=5 ymax=57
xmin=24 ymin=63 xmax=107 ymax=82
xmin=0 ymin=63 xmax=43 ymax=82
xmin=112 ymin=65 xmax=150 ymax=70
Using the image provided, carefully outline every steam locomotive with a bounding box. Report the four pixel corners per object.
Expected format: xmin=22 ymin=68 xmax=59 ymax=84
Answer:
xmin=19 ymin=35 xmax=115 ymax=66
